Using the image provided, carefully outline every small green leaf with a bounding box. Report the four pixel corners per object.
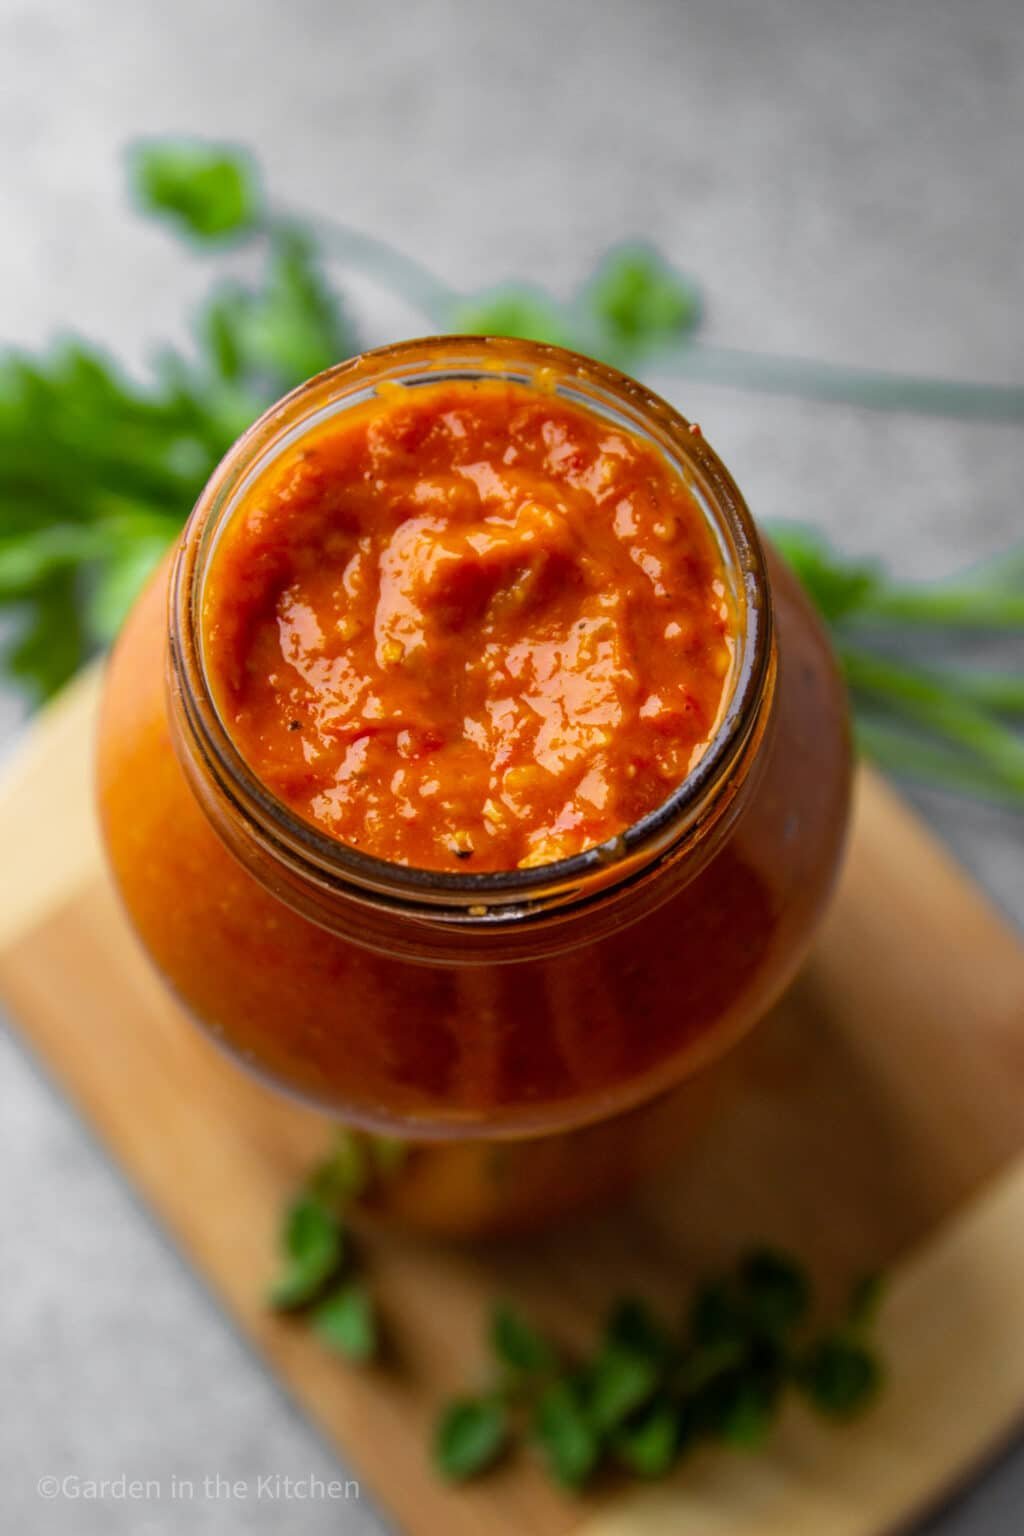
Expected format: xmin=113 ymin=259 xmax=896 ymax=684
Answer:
xmin=0 ymin=525 xmax=110 ymax=598
xmin=588 ymin=1297 xmax=673 ymax=1431
xmin=738 ymin=1248 xmax=811 ymax=1335
xmin=450 ymin=287 xmax=574 ymax=348
xmin=434 ymin=1396 xmax=509 ymax=1482
xmin=582 ymin=245 xmax=701 ymax=361
xmin=5 ymin=574 xmax=88 ymax=701
xmin=589 ymin=1346 xmax=662 ymax=1432
xmin=309 ymin=1130 xmax=370 ymax=1205
xmin=611 ymin=1400 xmax=680 ymax=1478
xmin=131 ymin=139 xmax=260 ymax=240
xmin=268 ymin=1196 xmax=344 ymax=1311
xmin=194 ymin=224 xmax=355 ymax=393
xmin=769 ymin=523 xmax=882 ymax=625
xmin=797 ymin=1335 xmax=883 ymax=1420
xmin=717 ymin=1377 xmax=779 ymax=1449
xmin=532 ymin=1380 xmax=600 ymax=1489
xmin=491 ymin=1304 xmax=557 ymax=1375
xmin=85 ymin=527 xmax=173 ymax=643
xmin=312 ymin=1282 xmax=378 ymax=1362
xmin=283 ymin=1195 xmax=339 ymax=1259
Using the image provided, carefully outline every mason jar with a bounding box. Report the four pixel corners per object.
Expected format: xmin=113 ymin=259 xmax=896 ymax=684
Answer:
xmin=97 ymin=337 xmax=851 ymax=1233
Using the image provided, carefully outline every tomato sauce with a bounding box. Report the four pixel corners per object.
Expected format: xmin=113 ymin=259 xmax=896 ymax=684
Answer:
xmin=202 ymin=380 xmax=734 ymax=872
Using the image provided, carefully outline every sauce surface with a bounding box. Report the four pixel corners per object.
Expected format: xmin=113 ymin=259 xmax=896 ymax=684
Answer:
xmin=203 ymin=379 xmax=734 ymax=871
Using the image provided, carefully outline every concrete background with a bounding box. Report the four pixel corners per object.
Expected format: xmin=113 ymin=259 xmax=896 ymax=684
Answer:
xmin=1 ymin=1 xmax=1022 ymax=1531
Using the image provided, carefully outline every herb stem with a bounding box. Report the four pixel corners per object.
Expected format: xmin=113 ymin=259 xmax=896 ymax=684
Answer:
xmin=939 ymin=670 xmax=1024 ymax=718
xmin=284 ymin=215 xmax=1024 ymax=426
xmin=654 ymin=344 xmax=1024 ymax=424
xmin=848 ymin=585 xmax=1024 ymax=630
xmin=841 ymin=646 xmax=1024 ymax=797
xmin=855 ymin=717 xmax=1024 ymax=809
xmin=300 ymin=214 xmax=460 ymax=320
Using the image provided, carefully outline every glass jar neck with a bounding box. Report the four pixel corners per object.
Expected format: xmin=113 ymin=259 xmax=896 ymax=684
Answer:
xmin=167 ymin=337 xmax=775 ymax=964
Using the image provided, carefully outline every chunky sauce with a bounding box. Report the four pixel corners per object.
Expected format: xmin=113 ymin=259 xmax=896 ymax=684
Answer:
xmin=203 ymin=379 xmax=734 ymax=872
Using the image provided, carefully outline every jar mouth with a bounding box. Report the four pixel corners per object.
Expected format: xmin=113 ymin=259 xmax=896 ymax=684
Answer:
xmin=170 ymin=336 xmax=772 ymax=928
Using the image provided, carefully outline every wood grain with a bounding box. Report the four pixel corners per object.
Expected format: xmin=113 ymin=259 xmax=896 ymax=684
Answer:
xmin=2 ymin=668 xmax=1024 ymax=1536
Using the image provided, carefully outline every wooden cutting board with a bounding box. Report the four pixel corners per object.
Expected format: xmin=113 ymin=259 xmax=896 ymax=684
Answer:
xmin=3 ymin=665 xmax=1024 ymax=1536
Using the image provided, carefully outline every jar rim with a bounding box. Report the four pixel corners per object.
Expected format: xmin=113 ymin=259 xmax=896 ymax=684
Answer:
xmin=169 ymin=336 xmax=773 ymax=929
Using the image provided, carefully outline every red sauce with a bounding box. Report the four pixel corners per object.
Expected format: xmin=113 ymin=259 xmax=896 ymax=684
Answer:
xmin=203 ymin=378 xmax=734 ymax=871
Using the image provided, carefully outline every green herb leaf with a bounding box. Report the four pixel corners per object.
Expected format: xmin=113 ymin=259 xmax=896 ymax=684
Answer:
xmin=268 ymin=1195 xmax=344 ymax=1311
xmin=738 ymin=1248 xmax=811 ymax=1335
xmin=797 ymin=1335 xmax=883 ymax=1420
xmin=715 ymin=1375 xmax=781 ymax=1449
xmin=195 ymin=224 xmax=356 ymax=398
xmin=589 ymin=1346 xmax=662 ymax=1432
xmin=841 ymin=647 xmax=1024 ymax=802
xmin=589 ymin=1299 xmax=672 ymax=1431
xmin=434 ymin=1396 xmax=509 ymax=1482
xmin=769 ymin=523 xmax=882 ymax=624
xmin=0 ymin=525 xmax=111 ymax=598
xmin=434 ymin=1249 xmax=886 ymax=1490
xmin=0 ymin=340 xmax=228 ymax=700
xmin=6 ymin=574 xmax=87 ymax=701
xmin=491 ymin=1304 xmax=557 ymax=1375
xmin=582 ymin=245 xmax=701 ymax=362
xmin=309 ymin=1129 xmax=370 ymax=1205
xmin=449 ymin=287 xmax=574 ymax=348
xmin=312 ymin=1282 xmax=378 ymax=1362
xmin=611 ymin=1400 xmax=680 ymax=1478
xmin=532 ymin=1379 xmax=600 ymax=1489
xmin=85 ymin=524 xmax=175 ymax=643
xmin=130 ymin=139 xmax=260 ymax=240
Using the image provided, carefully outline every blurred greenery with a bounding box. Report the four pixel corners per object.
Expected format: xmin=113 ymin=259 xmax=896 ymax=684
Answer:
xmin=0 ymin=138 xmax=1020 ymax=812
xmin=434 ymin=1251 xmax=884 ymax=1489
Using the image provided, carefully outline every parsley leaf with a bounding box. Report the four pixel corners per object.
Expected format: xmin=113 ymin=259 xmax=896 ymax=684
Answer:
xmin=435 ymin=1396 xmax=509 ymax=1481
xmin=714 ymin=1373 xmax=782 ymax=1450
xmin=737 ymin=1247 xmax=811 ymax=1335
xmin=312 ymin=1282 xmax=378 ymax=1362
xmin=797 ymin=1334 xmax=884 ymax=1420
xmin=610 ymin=1399 xmax=680 ymax=1478
xmin=437 ymin=1248 xmax=887 ymax=1491
xmin=308 ymin=1129 xmax=371 ymax=1206
xmin=268 ymin=1195 xmax=344 ymax=1311
xmin=532 ymin=1379 xmax=600 ymax=1489
xmin=491 ymin=1304 xmax=557 ymax=1376
xmin=130 ymin=139 xmax=261 ymax=241
xmin=588 ymin=1299 xmax=672 ymax=1431
xmin=768 ymin=523 xmax=882 ymax=624
xmin=582 ymin=244 xmax=702 ymax=363
xmin=450 ymin=287 xmax=574 ymax=349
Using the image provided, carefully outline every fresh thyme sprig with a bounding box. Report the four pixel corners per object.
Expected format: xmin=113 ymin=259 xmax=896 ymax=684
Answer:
xmin=268 ymin=1134 xmax=887 ymax=1495
xmin=434 ymin=1250 xmax=885 ymax=1488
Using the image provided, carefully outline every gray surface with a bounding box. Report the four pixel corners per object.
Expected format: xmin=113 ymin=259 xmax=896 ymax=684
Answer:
xmin=1 ymin=1 xmax=1022 ymax=1531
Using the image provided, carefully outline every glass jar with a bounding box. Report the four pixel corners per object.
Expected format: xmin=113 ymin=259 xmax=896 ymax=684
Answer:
xmin=97 ymin=337 xmax=851 ymax=1232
